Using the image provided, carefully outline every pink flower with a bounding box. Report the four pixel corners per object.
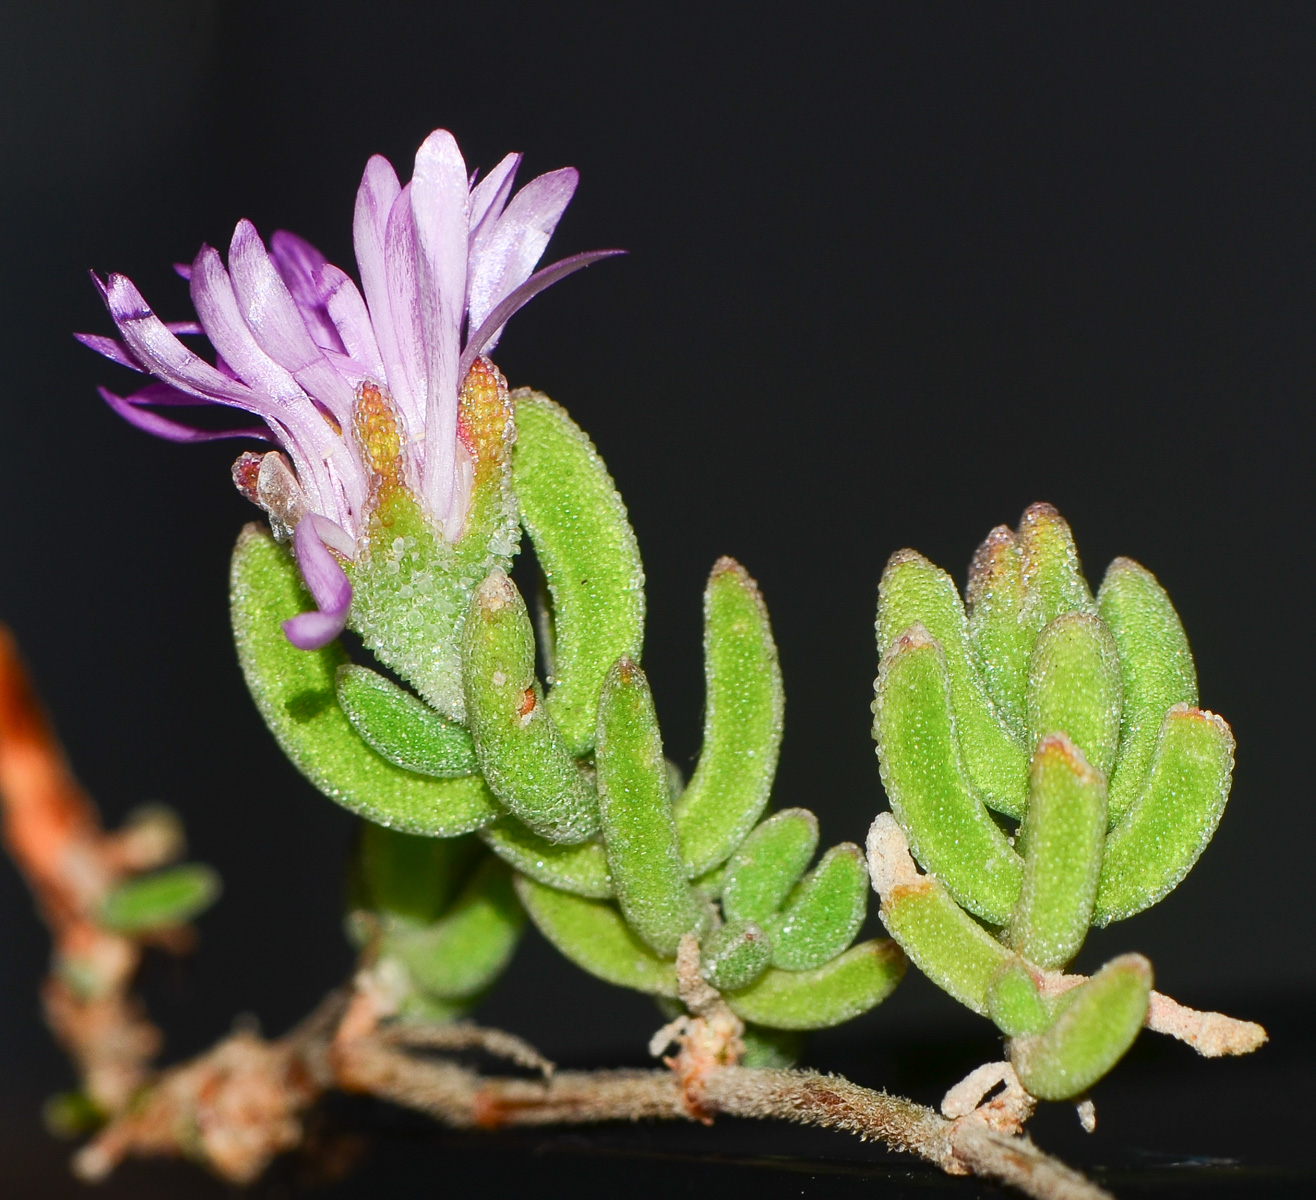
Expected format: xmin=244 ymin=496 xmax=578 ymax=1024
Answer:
xmin=80 ymin=129 xmax=619 ymax=648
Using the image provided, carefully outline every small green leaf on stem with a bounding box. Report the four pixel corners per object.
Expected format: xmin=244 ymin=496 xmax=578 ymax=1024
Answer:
xmin=336 ymin=665 xmax=478 ymax=777
xmin=721 ymin=808 xmax=819 ymax=925
xmin=479 ymin=816 xmax=614 ymax=898
xmin=700 ymin=919 xmax=772 ymax=991
xmin=100 ymin=864 xmax=220 ymax=934
xmin=764 ymin=843 xmax=868 ymax=971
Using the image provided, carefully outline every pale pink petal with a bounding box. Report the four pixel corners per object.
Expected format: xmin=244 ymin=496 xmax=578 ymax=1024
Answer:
xmin=468 ymin=152 xmax=521 ymax=245
xmin=467 ymin=167 xmax=579 ymax=337
xmin=410 ymin=129 xmax=469 ymax=524
xmin=383 ymin=184 xmax=427 ymax=434
xmin=75 ymin=330 xmax=144 ymax=371
xmin=353 ymin=156 xmax=409 ymax=405
xmin=319 ymin=264 xmax=385 ymax=382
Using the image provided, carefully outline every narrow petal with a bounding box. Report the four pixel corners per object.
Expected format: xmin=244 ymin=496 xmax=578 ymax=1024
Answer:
xmin=467 ymin=167 xmax=579 ymax=335
xmin=283 ymin=515 xmax=352 ymax=650
xmin=319 ymin=264 xmax=385 ymax=382
xmin=173 ymin=262 xmax=193 ymax=280
xmin=353 ymin=155 xmax=407 ymax=400
xmin=99 ymin=387 xmax=270 ymax=443
xmin=166 ymin=321 xmax=203 ymax=336
xmin=120 ymin=381 xmax=221 ymax=407
xmin=468 ymin=151 xmax=521 ymax=243
xmin=103 ymin=273 xmax=263 ymax=408
xmin=382 ymin=184 xmax=427 ymax=432
xmin=229 ymin=220 xmax=358 ymax=424
xmin=410 ymin=129 xmax=469 ymax=521
xmin=75 ymin=331 xmax=144 ymax=371
xmin=269 ymin=230 xmax=346 ymax=354
xmin=459 ymin=250 xmax=625 ymax=378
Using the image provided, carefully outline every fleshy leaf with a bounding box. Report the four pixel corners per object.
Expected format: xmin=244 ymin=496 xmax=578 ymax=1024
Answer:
xmin=1094 ymin=705 xmax=1233 ymax=925
xmin=986 ymin=960 xmax=1050 ymax=1038
xmin=1010 ymin=953 xmax=1152 ymax=1100
xmin=1098 ymin=558 xmax=1199 ymax=825
xmin=462 ymin=570 xmax=598 ymax=844
xmin=871 ymin=627 xmax=1022 ymax=923
xmin=595 ymin=658 xmax=705 ymax=957
xmin=336 ymin=664 xmax=478 ymax=777
xmin=99 ymin=864 xmax=220 ymax=933
xmin=385 ymin=857 xmax=524 ymax=1001
xmin=739 ymin=1025 xmax=804 ymax=1068
xmin=1017 ymin=503 xmax=1097 ymax=635
xmin=720 ymin=808 xmax=819 ymax=925
xmin=673 ymin=558 xmax=785 ymax=875
xmin=699 ymin=919 xmax=772 ymax=991
xmin=231 ymin=525 xmax=499 ymax=835
xmin=763 ymin=843 xmax=868 ymax=971
xmin=724 ymin=940 xmax=905 ymax=1031
xmin=1009 ymin=734 xmax=1107 ymax=969
xmin=513 ymin=874 xmax=678 ymax=996
xmin=511 ymin=393 xmax=644 ymax=757
xmin=1027 ymin=614 xmax=1123 ymax=776
xmin=355 ymin=824 xmax=482 ymax=924
xmin=966 ymin=525 xmax=1030 ymax=735
xmin=877 ymin=551 xmax=1028 ymax=817
xmin=479 ymin=816 xmax=613 ymax=898
xmin=868 ymin=813 xmax=1011 ymax=1015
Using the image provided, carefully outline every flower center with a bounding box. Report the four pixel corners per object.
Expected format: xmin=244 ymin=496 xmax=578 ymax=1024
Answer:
xmin=353 ymin=382 xmax=404 ymax=496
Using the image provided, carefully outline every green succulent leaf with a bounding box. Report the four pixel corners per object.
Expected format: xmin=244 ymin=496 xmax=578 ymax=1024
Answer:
xmin=872 ymin=627 xmax=1022 ymax=923
xmin=724 ymin=939 xmax=905 ymax=1031
xmin=673 ymin=558 xmax=785 ymax=876
xmin=1017 ymin=503 xmax=1097 ymax=635
xmin=1026 ymin=614 xmax=1123 ymax=776
xmin=763 ymin=843 xmax=868 ymax=971
xmin=1098 ymin=558 xmax=1199 ymax=825
xmin=699 ymin=919 xmax=772 ymax=991
xmin=386 ymin=857 xmax=524 ymax=1001
xmin=356 ymin=824 xmax=482 ymax=924
xmin=511 ymin=392 xmax=645 ymax=757
xmin=986 ymin=960 xmax=1050 ymax=1038
xmin=877 ymin=551 xmax=1028 ymax=817
xmin=739 ymin=1025 xmax=805 ymax=1068
xmin=876 ymin=869 xmax=1012 ymax=1015
xmin=514 ymin=874 xmax=678 ymax=996
xmin=462 ymin=569 xmax=598 ymax=844
xmin=231 ymin=525 xmax=499 ymax=836
xmin=1008 ymin=734 xmax=1107 ymax=970
xmin=966 ymin=525 xmax=1031 ymax=734
xmin=1095 ymin=705 xmax=1234 ymax=925
xmin=479 ymin=816 xmax=614 ymax=898
xmin=720 ymin=808 xmax=819 ymax=926
xmin=596 ymin=658 xmax=706 ymax=957
xmin=99 ymin=864 xmax=220 ymax=934
xmin=1010 ymin=953 xmax=1152 ymax=1100
xmin=336 ymin=664 xmax=478 ymax=777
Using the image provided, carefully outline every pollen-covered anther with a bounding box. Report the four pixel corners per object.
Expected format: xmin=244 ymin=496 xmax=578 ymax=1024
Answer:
xmin=352 ymin=382 xmax=404 ymax=492
xmin=457 ymin=356 xmax=514 ymax=474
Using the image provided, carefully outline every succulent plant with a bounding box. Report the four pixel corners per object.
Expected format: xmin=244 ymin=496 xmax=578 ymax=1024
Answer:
xmin=867 ymin=503 xmax=1243 ymax=1101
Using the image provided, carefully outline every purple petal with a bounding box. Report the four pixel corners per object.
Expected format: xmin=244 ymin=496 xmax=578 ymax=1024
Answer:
xmin=460 ymin=250 xmax=625 ymax=380
xmin=166 ymin=321 xmax=203 ymax=336
xmin=75 ymin=331 xmax=143 ymax=371
xmin=410 ymin=129 xmax=469 ymax=522
xmin=383 ymin=183 xmax=427 ymax=429
xmin=319 ymin=264 xmax=385 ymax=381
xmin=469 ymin=152 xmax=520 ymax=240
xmin=174 ymin=262 xmax=193 ymax=280
xmin=228 ymin=220 xmax=357 ymax=423
xmin=467 ymin=167 xmax=579 ymax=338
xmin=353 ymin=155 xmax=406 ymax=399
xmin=190 ymin=244 xmax=306 ymax=404
xmin=102 ymin=272 xmax=263 ymax=408
xmin=120 ymin=381 xmax=221 ymax=407
xmin=269 ymin=230 xmax=347 ymax=355
xmin=282 ymin=515 xmax=352 ymax=650
xmin=99 ymin=387 xmax=270 ymax=443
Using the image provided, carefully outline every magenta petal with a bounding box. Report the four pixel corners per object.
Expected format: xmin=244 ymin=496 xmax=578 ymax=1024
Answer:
xmin=122 ymin=381 xmax=221 ymax=407
xmin=469 ymin=152 xmax=521 ymax=240
xmin=99 ymin=388 xmax=270 ymax=443
xmin=174 ymin=262 xmax=193 ymax=280
xmin=283 ymin=516 xmax=352 ymax=650
xmin=460 ymin=250 xmax=625 ymax=379
xmin=353 ymin=155 xmax=403 ymax=390
xmin=319 ymin=264 xmax=385 ymax=381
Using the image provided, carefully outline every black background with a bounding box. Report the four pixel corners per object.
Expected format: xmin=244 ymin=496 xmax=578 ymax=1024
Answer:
xmin=1 ymin=3 xmax=1312 ymax=1196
